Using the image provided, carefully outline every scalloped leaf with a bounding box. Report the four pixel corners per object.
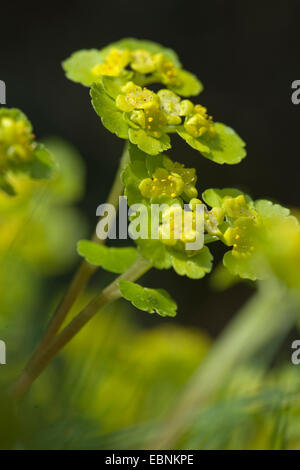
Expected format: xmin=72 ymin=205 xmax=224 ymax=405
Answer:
xmin=223 ymin=250 xmax=265 ymax=282
xmin=101 ymin=73 xmax=133 ymax=99
xmin=122 ymin=145 xmax=149 ymax=205
xmin=91 ymin=83 xmax=129 ymax=139
xmin=202 ymin=188 xmax=252 ymax=208
xmin=77 ymin=240 xmax=138 ymax=274
xmin=254 ymin=199 xmax=291 ymax=219
xmin=170 ymin=246 xmax=213 ymax=279
xmin=128 ymin=128 xmax=171 ymax=155
xmin=170 ymin=69 xmax=203 ymax=97
xmin=62 ymin=49 xmax=105 ymax=86
xmin=122 ymin=163 xmax=146 ymax=206
xmin=177 ymin=122 xmax=246 ymax=164
xmin=119 ymin=280 xmax=177 ymax=317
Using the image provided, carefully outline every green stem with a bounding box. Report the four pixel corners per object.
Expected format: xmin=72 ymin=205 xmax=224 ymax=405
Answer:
xmin=149 ymin=280 xmax=299 ymax=449
xmin=11 ymin=257 xmax=151 ymax=400
xmin=12 ymin=143 xmax=130 ymax=395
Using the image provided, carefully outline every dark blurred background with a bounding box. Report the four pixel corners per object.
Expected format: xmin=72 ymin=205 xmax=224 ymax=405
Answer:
xmin=1 ymin=0 xmax=300 ymax=336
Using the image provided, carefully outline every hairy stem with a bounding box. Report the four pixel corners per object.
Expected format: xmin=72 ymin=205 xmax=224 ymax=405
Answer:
xmin=12 ymin=257 xmax=151 ymax=400
xmin=21 ymin=143 xmax=130 ymax=378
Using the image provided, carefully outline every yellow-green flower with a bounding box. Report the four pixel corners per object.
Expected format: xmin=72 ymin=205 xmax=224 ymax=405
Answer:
xmin=116 ymin=82 xmax=167 ymax=138
xmin=157 ymin=90 xmax=193 ymax=125
xmin=163 ymin=156 xmax=198 ymax=199
xmin=0 ymin=114 xmax=35 ymax=169
xmin=184 ymin=104 xmax=216 ymax=138
xmin=130 ymin=49 xmax=156 ymax=74
xmin=138 ymin=156 xmax=197 ymax=200
xmin=139 ymin=168 xmax=184 ymax=199
xmin=91 ymin=48 xmax=131 ymax=77
xmin=153 ymin=53 xmax=181 ymax=87
xmin=0 ymin=108 xmax=54 ymax=196
xmin=224 ymin=216 xmax=261 ymax=257
xmin=115 ymin=84 xmax=203 ymax=144
xmin=116 ymin=82 xmax=158 ymax=112
xmin=221 ymin=194 xmax=256 ymax=219
xmin=158 ymin=204 xmax=201 ymax=248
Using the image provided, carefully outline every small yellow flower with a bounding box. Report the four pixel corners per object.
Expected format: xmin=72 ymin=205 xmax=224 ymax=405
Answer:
xmin=184 ymin=104 xmax=216 ymax=138
xmin=139 ymin=168 xmax=184 ymax=199
xmin=163 ymin=156 xmax=198 ymax=199
xmin=130 ymin=49 xmax=156 ymax=74
xmin=116 ymin=82 xmax=158 ymax=112
xmin=154 ymin=53 xmax=181 ymax=87
xmin=158 ymin=205 xmax=201 ymax=249
xmin=224 ymin=216 xmax=260 ymax=257
xmin=222 ymin=195 xmax=256 ymax=219
xmin=138 ymin=157 xmax=198 ymax=200
xmin=91 ymin=48 xmax=131 ymax=77
xmin=141 ymin=106 xmax=168 ymax=138
xmin=157 ymin=90 xmax=193 ymax=126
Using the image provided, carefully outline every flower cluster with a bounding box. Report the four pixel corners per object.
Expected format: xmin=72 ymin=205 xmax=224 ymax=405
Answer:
xmin=63 ymin=38 xmax=202 ymax=96
xmin=63 ymin=38 xmax=246 ymax=162
xmin=91 ymin=47 xmax=186 ymax=92
xmin=158 ymin=202 xmax=202 ymax=250
xmin=0 ymin=111 xmax=35 ymax=166
xmin=0 ymin=108 xmax=54 ymax=195
xmin=139 ymin=155 xmax=197 ymax=200
xmin=201 ymin=189 xmax=300 ymax=281
xmin=115 ymin=83 xmax=216 ymax=143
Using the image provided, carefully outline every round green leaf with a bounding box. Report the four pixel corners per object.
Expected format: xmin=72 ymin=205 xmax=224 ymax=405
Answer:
xmin=170 ymin=246 xmax=213 ymax=279
xmin=119 ymin=280 xmax=177 ymax=317
xmin=128 ymin=128 xmax=171 ymax=156
xmin=77 ymin=240 xmax=138 ymax=274
xmin=169 ymin=69 xmax=203 ymax=97
xmin=178 ymin=122 xmax=246 ymax=165
xmin=91 ymin=83 xmax=129 ymax=139
xmin=223 ymin=250 xmax=265 ymax=282
xmin=62 ymin=49 xmax=105 ymax=86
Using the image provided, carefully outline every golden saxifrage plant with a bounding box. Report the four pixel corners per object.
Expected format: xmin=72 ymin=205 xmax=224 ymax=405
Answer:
xmin=8 ymin=38 xmax=300 ymax=400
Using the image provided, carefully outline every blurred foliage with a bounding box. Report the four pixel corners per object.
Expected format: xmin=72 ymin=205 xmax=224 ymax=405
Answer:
xmin=0 ymin=137 xmax=87 ymax=321
xmin=1 ymin=300 xmax=300 ymax=450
